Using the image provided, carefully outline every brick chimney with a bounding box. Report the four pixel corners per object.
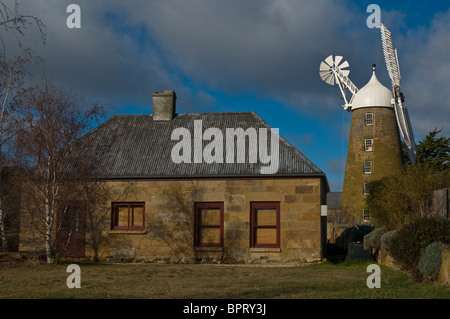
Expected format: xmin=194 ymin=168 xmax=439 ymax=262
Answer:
xmin=152 ymin=90 xmax=176 ymax=121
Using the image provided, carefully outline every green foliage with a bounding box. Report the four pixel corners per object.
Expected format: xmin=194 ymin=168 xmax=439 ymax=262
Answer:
xmin=365 ymin=164 xmax=449 ymax=229
xmin=414 ymin=128 xmax=450 ymax=171
xmin=367 ymin=129 xmax=450 ymax=230
xmin=418 ymin=242 xmax=447 ymax=281
xmin=380 ymin=229 xmax=398 ymax=254
xmin=363 ymin=226 xmax=387 ymax=251
xmin=389 ymin=218 xmax=450 ymax=279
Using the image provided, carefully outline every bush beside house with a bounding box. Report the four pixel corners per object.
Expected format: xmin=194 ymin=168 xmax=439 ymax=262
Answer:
xmin=364 ymin=218 xmax=450 ymax=284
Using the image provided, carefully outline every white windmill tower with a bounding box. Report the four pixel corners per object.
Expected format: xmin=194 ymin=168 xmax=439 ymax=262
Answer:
xmin=319 ymin=24 xmax=416 ymax=221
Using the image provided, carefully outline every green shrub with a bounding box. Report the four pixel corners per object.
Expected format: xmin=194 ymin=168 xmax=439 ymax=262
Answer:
xmin=389 ymin=218 xmax=450 ymax=279
xmin=418 ymin=242 xmax=447 ymax=281
xmin=380 ymin=230 xmax=398 ymax=254
xmin=363 ymin=226 xmax=387 ymax=251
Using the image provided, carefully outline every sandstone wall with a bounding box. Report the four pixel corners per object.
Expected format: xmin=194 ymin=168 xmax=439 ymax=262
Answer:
xmin=342 ymin=107 xmax=403 ymax=219
xmin=86 ymin=177 xmax=325 ymax=263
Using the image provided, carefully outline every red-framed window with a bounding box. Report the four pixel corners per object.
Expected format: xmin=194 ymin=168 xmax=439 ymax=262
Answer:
xmin=194 ymin=202 xmax=224 ymax=247
xmin=111 ymin=202 xmax=145 ymax=230
xmin=57 ymin=200 xmax=85 ymax=232
xmin=250 ymin=202 xmax=280 ymax=248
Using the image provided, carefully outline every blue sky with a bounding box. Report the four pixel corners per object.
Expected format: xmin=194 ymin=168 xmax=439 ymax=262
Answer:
xmin=8 ymin=0 xmax=450 ymax=191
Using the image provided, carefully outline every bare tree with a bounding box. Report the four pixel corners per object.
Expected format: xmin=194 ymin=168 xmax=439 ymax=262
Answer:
xmin=0 ymin=49 xmax=39 ymax=251
xmin=0 ymin=1 xmax=46 ymax=252
xmin=0 ymin=0 xmax=46 ymax=56
xmin=13 ymin=77 xmax=104 ymax=263
xmin=69 ymin=179 xmax=110 ymax=262
xmin=150 ymin=181 xmax=201 ymax=261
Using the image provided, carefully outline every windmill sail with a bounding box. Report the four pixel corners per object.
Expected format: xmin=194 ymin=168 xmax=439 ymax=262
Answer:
xmin=319 ymin=55 xmax=358 ymax=110
xmin=380 ymin=24 xmax=417 ymax=163
xmin=381 ymin=25 xmax=401 ymax=87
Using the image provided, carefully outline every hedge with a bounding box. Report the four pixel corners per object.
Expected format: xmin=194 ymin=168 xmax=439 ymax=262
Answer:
xmin=418 ymin=242 xmax=447 ymax=280
xmin=389 ymin=218 xmax=450 ymax=279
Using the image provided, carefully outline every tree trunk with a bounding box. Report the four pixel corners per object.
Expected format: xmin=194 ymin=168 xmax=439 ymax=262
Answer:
xmin=0 ymin=206 xmax=8 ymax=251
xmin=45 ymin=201 xmax=53 ymax=263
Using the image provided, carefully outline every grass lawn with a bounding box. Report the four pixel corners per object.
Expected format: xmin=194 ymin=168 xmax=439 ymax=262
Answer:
xmin=0 ymin=260 xmax=449 ymax=299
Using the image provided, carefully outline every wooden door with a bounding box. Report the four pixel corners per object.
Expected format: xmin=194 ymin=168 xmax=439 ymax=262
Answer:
xmin=56 ymin=201 xmax=86 ymax=257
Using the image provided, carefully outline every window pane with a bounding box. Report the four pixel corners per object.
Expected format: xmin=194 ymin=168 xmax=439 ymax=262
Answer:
xmin=255 ymin=209 xmax=277 ymax=226
xmin=60 ymin=205 xmax=71 ymax=229
xmin=256 ymin=228 xmax=277 ymax=244
xmin=363 ymin=209 xmax=370 ymax=222
xmin=200 ymin=227 xmax=220 ymax=244
xmin=116 ymin=206 xmax=128 ymax=227
xmin=200 ymin=209 xmax=220 ymax=225
xmin=131 ymin=206 xmax=144 ymax=226
xmin=364 ymin=161 xmax=372 ymax=174
xmin=365 ymin=139 xmax=373 ymax=151
xmin=365 ymin=113 xmax=373 ymax=125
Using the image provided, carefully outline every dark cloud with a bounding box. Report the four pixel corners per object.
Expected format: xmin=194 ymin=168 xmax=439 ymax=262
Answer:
xmin=400 ymin=9 xmax=450 ymax=139
xmin=3 ymin=0 xmax=448 ymax=139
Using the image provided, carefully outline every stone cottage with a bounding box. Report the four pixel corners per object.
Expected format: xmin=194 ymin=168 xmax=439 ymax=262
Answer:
xmin=20 ymin=90 xmax=329 ymax=263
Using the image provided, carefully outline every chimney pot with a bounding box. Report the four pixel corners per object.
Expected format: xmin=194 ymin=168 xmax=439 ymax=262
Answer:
xmin=152 ymin=90 xmax=176 ymax=121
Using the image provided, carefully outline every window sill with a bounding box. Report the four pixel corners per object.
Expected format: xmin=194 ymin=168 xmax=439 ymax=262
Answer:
xmin=194 ymin=246 xmax=224 ymax=252
xmin=104 ymin=230 xmax=147 ymax=235
xmin=250 ymin=247 xmax=281 ymax=253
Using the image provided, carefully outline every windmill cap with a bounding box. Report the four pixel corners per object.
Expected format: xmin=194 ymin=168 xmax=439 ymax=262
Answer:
xmin=350 ymin=67 xmax=393 ymax=110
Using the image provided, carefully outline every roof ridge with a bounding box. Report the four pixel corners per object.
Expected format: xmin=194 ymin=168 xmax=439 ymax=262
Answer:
xmin=112 ymin=111 xmax=258 ymax=117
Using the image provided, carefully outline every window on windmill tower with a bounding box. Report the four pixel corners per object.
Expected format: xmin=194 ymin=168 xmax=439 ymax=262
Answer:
xmin=365 ymin=139 xmax=373 ymax=151
xmin=364 ymin=161 xmax=372 ymax=174
xmin=365 ymin=113 xmax=374 ymax=125
xmin=363 ymin=182 xmax=369 ymax=194
xmin=362 ymin=209 xmax=370 ymax=223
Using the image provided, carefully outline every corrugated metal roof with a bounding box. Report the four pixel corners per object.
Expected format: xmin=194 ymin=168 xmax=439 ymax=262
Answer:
xmin=76 ymin=111 xmax=325 ymax=179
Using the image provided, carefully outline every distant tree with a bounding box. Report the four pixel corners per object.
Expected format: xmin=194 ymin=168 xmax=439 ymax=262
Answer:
xmin=414 ymin=128 xmax=449 ymax=171
xmin=366 ymin=164 xmax=449 ymax=229
xmin=13 ymin=77 xmax=104 ymax=263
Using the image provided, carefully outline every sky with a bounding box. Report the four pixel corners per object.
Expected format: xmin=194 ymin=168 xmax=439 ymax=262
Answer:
xmin=4 ymin=0 xmax=450 ymax=191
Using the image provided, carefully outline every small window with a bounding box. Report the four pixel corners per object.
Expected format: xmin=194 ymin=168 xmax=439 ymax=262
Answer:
xmin=363 ymin=182 xmax=369 ymax=195
xmin=364 ymin=161 xmax=372 ymax=174
xmin=57 ymin=201 xmax=85 ymax=232
xmin=362 ymin=209 xmax=370 ymax=223
xmin=365 ymin=139 xmax=373 ymax=151
xmin=194 ymin=202 xmax=224 ymax=247
xmin=250 ymin=202 xmax=280 ymax=248
xmin=112 ymin=202 xmax=145 ymax=230
xmin=365 ymin=113 xmax=373 ymax=125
